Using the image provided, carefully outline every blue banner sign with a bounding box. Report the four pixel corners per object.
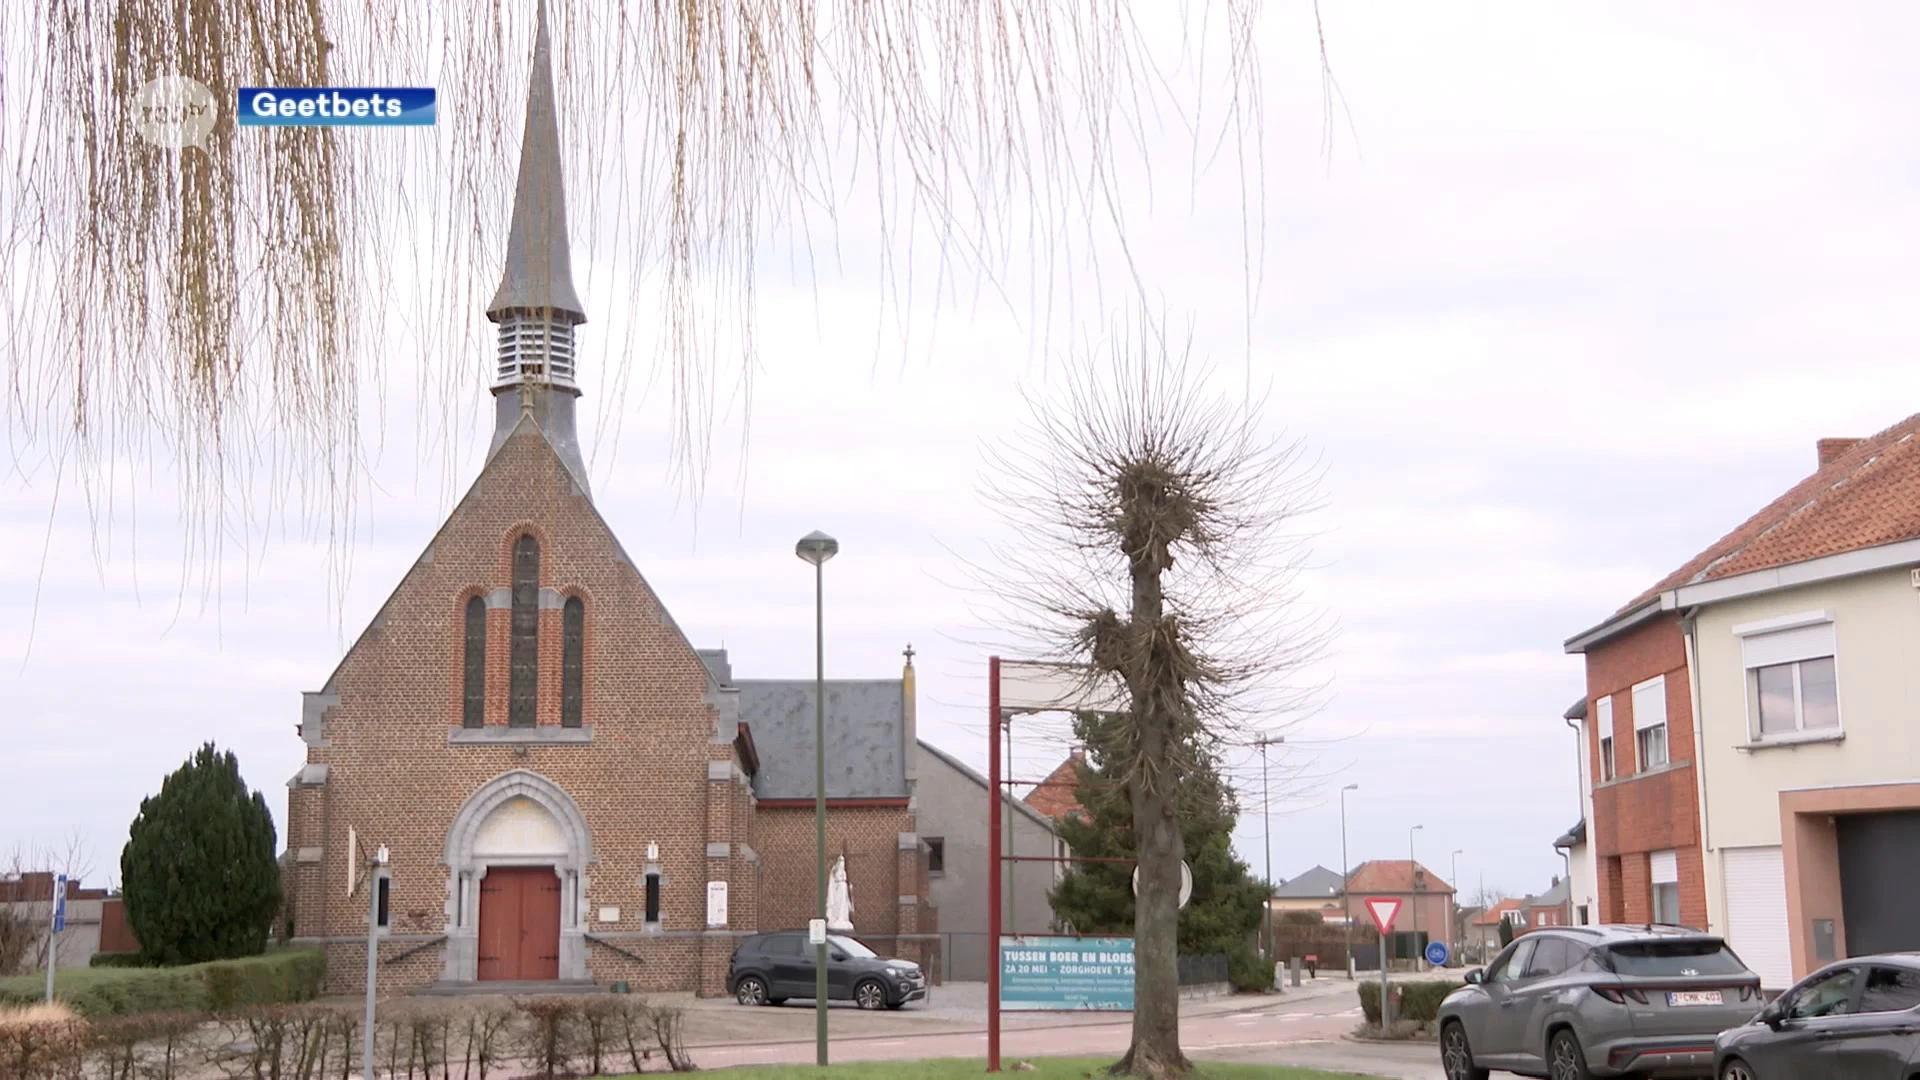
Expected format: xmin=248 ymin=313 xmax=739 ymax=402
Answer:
xmin=1000 ymin=935 xmax=1134 ymax=1011
xmin=52 ymin=875 xmax=66 ymax=933
xmin=237 ymin=88 xmax=436 ymax=127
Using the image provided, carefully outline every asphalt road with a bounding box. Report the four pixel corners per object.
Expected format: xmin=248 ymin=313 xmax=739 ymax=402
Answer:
xmin=686 ymin=991 xmax=1450 ymax=1079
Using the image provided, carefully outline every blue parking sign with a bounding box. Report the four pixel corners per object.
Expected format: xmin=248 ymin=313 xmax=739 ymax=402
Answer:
xmin=52 ymin=875 xmax=66 ymax=932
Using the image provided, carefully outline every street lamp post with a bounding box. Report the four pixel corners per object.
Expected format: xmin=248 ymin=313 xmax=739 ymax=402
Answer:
xmin=1449 ymin=849 xmax=1463 ymax=967
xmin=1339 ymin=784 xmax=1358 ymax=979
xmin=1408 ymin=824 xmax=1424 ymax=970
xmin=1256 ymin=736 xmax=1284 ymax=974
xmin=796 ymin=530 xmax=839 ymax=1068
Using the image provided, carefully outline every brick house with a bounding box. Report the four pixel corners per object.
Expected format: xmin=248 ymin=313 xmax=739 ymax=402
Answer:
xmin=1022 ymin=750 xmax=1087 ymax=823
xmin=1563 ymin=603 xmax=1706 ymax=932
xmin=1566 ymin=417 xmax=1920 ymax=989
xmin=1342 ymin=860 xmax=1455 ymax=962
xmin=280 ymin=6 xmax=928 ymax=997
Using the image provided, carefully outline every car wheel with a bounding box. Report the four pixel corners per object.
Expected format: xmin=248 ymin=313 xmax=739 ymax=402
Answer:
xmin=734 ymin=975 xmax=769 ymax=1006
xmin=1548 ymin=1029 xmax=1592 ymax=1080
xmin=1439 ymin=1021 xmax=1490 ymax=1080
xmin=1719 ymin=1058 xmax=1756 ymax=1080
xmin=854 ymin=979 xmax=888 ymax=1010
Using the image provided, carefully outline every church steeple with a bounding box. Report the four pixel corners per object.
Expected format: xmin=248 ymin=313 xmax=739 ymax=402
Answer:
xmin=485 ymin=0 xmax=591 ymax=495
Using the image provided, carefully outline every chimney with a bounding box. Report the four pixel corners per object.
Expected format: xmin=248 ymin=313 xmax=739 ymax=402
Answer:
xmin=1551 ymin=875 xmax=1560 ymax=887
xmin=1817 ymin=438 xmax=1863 ymax=468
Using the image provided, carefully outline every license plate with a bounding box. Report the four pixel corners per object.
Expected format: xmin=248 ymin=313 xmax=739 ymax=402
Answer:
xmin=1668 ymin=990 xmax=1723 ymax=1007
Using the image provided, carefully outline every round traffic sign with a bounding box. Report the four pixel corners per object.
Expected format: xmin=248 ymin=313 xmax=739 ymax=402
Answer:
xmin=1425 ymin=941 xmax=1449 ymax=967
xmin=1131 ymin=861 xmax=1194 ymax=910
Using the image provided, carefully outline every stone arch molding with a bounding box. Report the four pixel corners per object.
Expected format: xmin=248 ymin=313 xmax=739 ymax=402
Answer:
xmin=441 ymin=769 xmax=595 ymax=983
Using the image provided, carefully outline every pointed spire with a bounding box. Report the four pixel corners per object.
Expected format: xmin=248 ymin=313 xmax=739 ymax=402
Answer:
xmin=487 ymin=0 xmax=585 ymax=324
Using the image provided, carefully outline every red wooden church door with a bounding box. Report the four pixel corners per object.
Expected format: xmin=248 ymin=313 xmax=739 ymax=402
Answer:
xmin=476 ymin=867 xmax=562 ymax=981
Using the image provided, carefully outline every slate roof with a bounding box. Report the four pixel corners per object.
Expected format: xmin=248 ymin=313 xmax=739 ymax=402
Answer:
xmin=917 ymin=740 xmax=1058 ymax=833
xmin=1613 ymin=413 xmax=1920 ymax=616
xmin=1344 ymin=859 xmax=1455 ymax=896
xmin=1023 ymin=751 xmax=1086 ymax=821
xmin=1554 ymin=819 xmax=1587 ymax=849
xmin=486 ymin=0 xmax=585 ymax=322
xmin=698 ymin=649 xmax=909 ymax=801
xmin=1273 ymin=865 xmax=1346 ymax=900
xmin=1525 ymin=878 xmax=1570 ymax=909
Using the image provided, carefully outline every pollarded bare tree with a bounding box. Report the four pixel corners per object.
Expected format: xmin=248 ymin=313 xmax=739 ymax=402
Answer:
xmin=981 ymin=314 xmax=1328 ymax=1078
xmin=1 ymin=1 xmax=1330 ymax=585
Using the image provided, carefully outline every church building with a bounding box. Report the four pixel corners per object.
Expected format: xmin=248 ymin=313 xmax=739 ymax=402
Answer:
xmin=280 ymin=3 xmax=934 ymax=995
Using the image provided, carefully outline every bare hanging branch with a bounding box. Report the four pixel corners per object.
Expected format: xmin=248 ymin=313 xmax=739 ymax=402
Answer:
xmin=0 ymin=0 xmax=1318 ymax=601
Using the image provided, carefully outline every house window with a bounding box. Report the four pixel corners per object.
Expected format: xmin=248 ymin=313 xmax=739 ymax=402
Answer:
xmin=925 ymin=837 xmax=945 ymax=875
xmin=1740 ymin=615 xmax=1839 ymax=740
xmin=561 ymin=597 xmax=584 ymax=728
xmin=644 ymin=872 xmax=662 ymax=925
xmin=509 ymin=534 xmax=540 ymax=727
xmin=1632 ymin=676 xmax=1668 ymax=771
xmin=1650 ymin=849 xmax=1679 ymax=924
xmin=462 ymin=596 xmax=487 ymax=728
xmin=1575 ymin=904 xmax=1589 ymax=926
xmin=1595 ymin=696 xmax=1615 ymax=781
xmin=376 ymin=876 xmax=391 ymax=929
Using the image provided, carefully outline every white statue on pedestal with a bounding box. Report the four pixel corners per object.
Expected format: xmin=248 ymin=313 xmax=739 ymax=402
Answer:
xmin=826 ymin=854 xmax=855 ymax=930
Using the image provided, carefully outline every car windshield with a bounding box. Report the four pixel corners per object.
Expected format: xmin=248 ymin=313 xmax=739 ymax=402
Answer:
xmin=1604 ymin=940 xmax=1746 ymax=977
xmin=829 ymin=935 xmax=877 ymax=959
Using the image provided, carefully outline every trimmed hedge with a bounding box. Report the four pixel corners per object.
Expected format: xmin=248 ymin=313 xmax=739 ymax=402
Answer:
xmin=0 ymin=948 xmax=323 ymax=1017
xmin=1359 ymin=979 xmax=1464 ymax=1025
xmin=88 ymin=952 xmax=149 ymax=969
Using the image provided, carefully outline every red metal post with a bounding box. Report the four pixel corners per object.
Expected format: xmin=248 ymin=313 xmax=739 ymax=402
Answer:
xmin=986 ymin=655 xmax=1002 ymax=1073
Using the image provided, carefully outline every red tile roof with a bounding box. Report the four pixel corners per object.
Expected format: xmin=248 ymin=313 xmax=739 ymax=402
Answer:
xmin=1472 ymin=898 xmax=1523 ymax=927
xmin=1344 ymin=859 xmax=1454 ymax=895
xmin=1023 ymin=751 xmax=1086 ymax=821
xmin=1616 ymin=413 xmax=1920 ymax=615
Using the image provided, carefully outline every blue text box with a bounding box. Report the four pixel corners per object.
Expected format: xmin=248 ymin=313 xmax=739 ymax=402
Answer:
xmin=1000 ymin=935 xmax=1133 ymax=1011
xmin=237 ymin=88 xmax=435 ymax=127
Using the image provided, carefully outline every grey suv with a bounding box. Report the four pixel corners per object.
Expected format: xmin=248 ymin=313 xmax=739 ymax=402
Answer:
xmin=1437 ymin=926 xmax=1761 ymax=1080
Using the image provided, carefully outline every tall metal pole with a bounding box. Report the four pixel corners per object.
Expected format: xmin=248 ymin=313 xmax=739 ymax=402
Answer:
xmin=362 ymin=848 xmax=385 ymax=1079
xmin=1256 ymin=737 xmax=1283 ymax=971
xmin=1408 ymin=825 xmax=1424 ymax=970
xmin=1340 ymin=784 xmax=1357 ymax=979
xmin=986 ymin=657 xmax=1003 ymax=1073
xmin=813 ymin=557 xmax=829 ymax=1067
xmin=1449 ymin=849 xmax=1463 ymax=965
xmin=43 ymin=875 xmax=61 ymax=1003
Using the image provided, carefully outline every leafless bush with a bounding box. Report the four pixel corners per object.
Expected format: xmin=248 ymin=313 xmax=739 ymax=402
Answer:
xmin=0 ymin=1009 xmax=89 ymax=1080
xmin=451 ymin=1004 xmax=512 ymax=1080
xmin=513 ymin=997 xmax=585 ymax=1080
xmin=644 ymin=1004 xmax=694 ymax=1073
xmin=0 ymin=906 xmax=42 ymax=977
xmin=86 ymin=1012 xmax=205 ymax=1080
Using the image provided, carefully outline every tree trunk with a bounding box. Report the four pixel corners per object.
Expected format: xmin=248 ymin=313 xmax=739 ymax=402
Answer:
xmin=1113 ymin=529 xmax=1190 ymax=1078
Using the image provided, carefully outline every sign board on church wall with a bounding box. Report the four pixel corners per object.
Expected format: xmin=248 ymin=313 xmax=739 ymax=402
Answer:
xmin=706 ymin=881 xmax=728 ymax=928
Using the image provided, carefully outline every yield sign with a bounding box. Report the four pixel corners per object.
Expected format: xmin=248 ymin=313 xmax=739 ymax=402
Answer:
xmin=1365 ymin=896 xmax=1402 ymax=935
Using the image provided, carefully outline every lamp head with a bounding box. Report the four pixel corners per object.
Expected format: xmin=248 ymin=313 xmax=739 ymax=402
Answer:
xmin=1342 ymin=783 xmax=1359 ymax=792
xmin=375 ymin=845 xmax=389 ymax=866
xmin=795 ymin=530 xmax=839 ymax=566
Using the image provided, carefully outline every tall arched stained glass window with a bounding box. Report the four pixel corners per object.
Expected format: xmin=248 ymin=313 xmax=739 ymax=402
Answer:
xmin=509 ymin=534 xmax=540 ymax=727
xmin=562 ymin=596 xmax=584 ymax=728
xmin=462 ymin=595 xmax=487 ymax=728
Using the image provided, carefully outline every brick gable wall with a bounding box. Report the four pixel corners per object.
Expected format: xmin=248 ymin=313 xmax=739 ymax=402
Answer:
xmin=1584 ymin=614 xmax=1707 ymax=928
xmin=284 ymin=421 xmax=930 ymax=996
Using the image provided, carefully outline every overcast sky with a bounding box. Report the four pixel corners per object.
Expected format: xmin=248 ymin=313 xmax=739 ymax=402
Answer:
xmin=7 ymin=1 xmax=1920 ymax=909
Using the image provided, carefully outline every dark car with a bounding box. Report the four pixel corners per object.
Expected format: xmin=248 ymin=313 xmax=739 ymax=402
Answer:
xmin=1715 ymin=953 xmax=1920 ymax=1079
xmin=727 ymin=930 xmax=927 ymax=1010
xmin=1437 ymin=925 xmax=1761 ymax=1080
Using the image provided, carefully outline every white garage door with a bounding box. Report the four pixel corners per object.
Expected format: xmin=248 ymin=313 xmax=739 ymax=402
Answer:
xmin=1724 ymin=846 xmax=1792 ymax=991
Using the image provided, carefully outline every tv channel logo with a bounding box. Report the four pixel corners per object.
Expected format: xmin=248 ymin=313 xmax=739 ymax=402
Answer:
xmin=237 ymin=88 xmax=435 ymax=127
xmin=133 ymin=76 xmax=218 ymax=150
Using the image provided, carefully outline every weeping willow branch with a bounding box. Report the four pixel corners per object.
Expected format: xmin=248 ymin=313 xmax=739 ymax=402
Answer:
xmin=2 ymin=1 xmax=1300 ymax=601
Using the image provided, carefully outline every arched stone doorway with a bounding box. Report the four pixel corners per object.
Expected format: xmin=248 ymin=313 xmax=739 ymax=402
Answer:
xmin=442 ymin=770 xmax=593 ymax=982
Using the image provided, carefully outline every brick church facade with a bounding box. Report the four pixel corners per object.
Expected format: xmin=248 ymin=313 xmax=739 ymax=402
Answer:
xmin=280 ymin=3 xmax=933 ymax=996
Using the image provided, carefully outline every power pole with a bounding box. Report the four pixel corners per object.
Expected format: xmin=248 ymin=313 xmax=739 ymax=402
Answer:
xmin=1255 ymin=737 xmax=1284 ymax=974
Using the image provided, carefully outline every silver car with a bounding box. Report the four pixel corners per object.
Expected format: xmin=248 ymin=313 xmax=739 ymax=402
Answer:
xmin=1438 ymin=925 xmax=1762 ymax=1080
xmin=1714 ymin=953 xmax=1920 ymax=1079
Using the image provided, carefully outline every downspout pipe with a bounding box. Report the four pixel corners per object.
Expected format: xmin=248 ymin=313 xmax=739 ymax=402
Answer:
xmin=1679 ymin=602 xmax=1714 ymax=932
xmin=1562 ymin=711 xmax=1581 ymax=926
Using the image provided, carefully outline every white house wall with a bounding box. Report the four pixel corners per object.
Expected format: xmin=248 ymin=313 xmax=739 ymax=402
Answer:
xmin=1691 ymin=565 xmax=1920 ymax=939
